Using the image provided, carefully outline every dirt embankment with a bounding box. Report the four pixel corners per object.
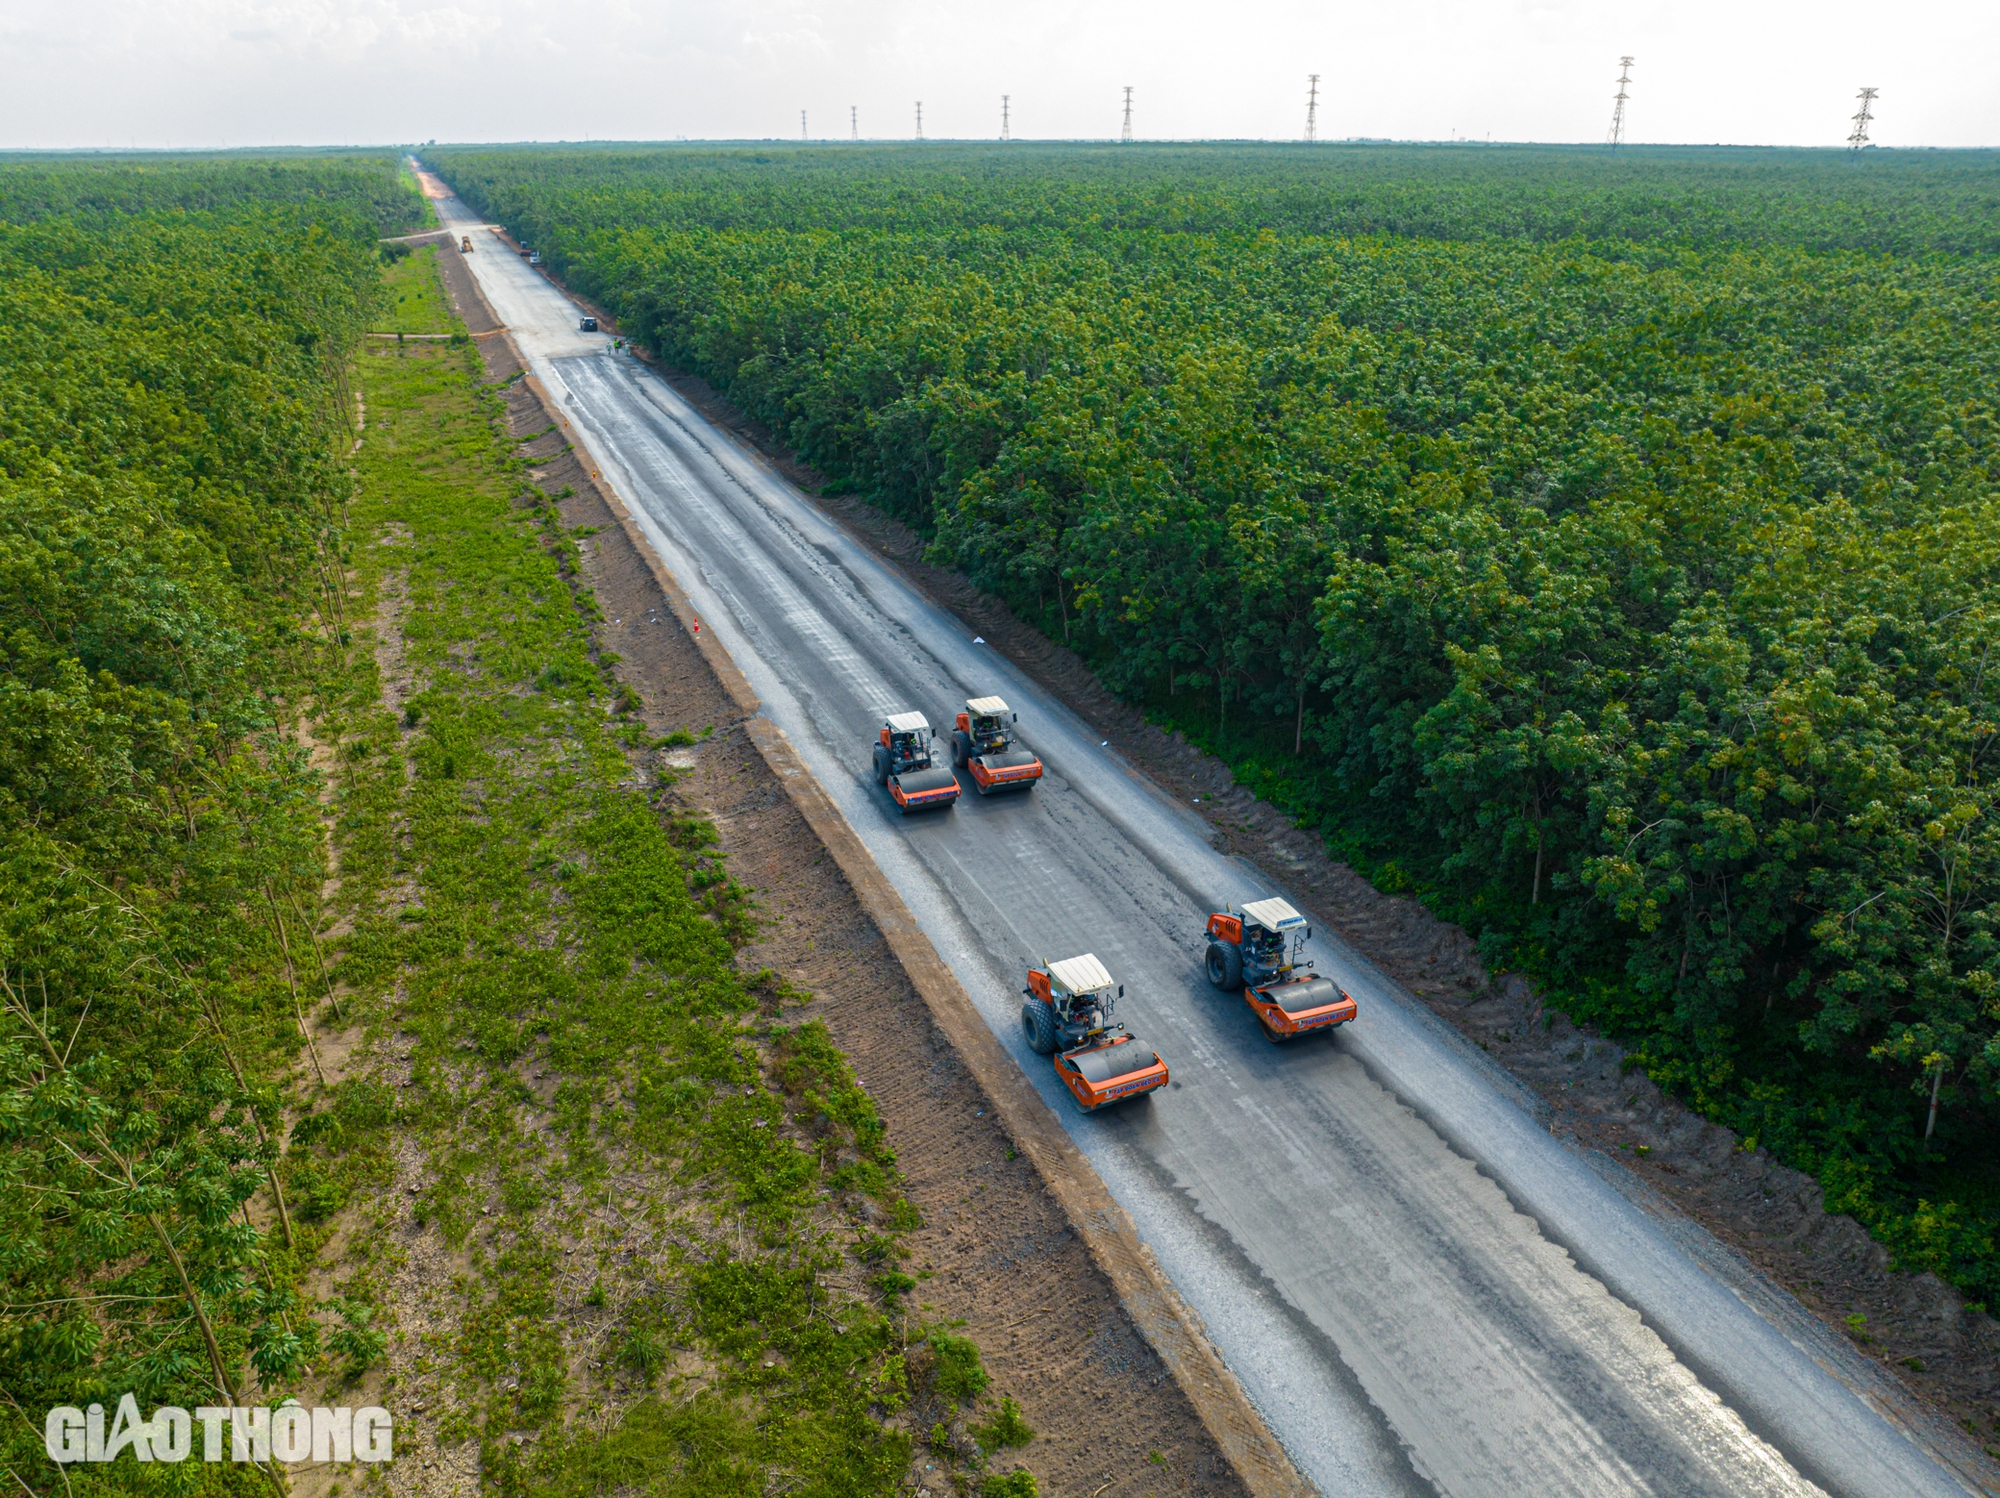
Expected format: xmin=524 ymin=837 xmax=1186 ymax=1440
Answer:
xmin=621 ymin=358 xmax=2000 ymax=1490
xmin=427 ymin=235 xmax=505 ymax=339
xmin=467 ymin=325 xmax=1257 ymax=1498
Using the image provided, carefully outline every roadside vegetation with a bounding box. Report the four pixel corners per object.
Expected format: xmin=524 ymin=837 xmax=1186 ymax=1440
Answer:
xmin=328 ymin=298 xmax=1000 ymax=1498
xmin=431 ymin=141 xmax=2000 ymax=1304
xmin=0 ymin=157 xmax=1012 ymax=1496
xmin=372 ymin=242 xmax=456 ymax=334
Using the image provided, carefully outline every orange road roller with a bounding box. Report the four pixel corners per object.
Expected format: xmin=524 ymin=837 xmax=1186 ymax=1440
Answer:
xmin=872 ymin=712 xmax=960 ymax=814
xmin=1204 ymin=896 xmax=1357 ymax=1042
xmin=950 ymin=695 xmax=1042 ymax=795
xmin=1022 ymin=953 xmax=1169 ymax=1113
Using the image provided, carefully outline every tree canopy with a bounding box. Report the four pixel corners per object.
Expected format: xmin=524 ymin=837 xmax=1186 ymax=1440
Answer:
xmin=0 ymin=163 xmax=398 ymax=1487
xmin=433 ymin=142 xmax=2000 ymax=1300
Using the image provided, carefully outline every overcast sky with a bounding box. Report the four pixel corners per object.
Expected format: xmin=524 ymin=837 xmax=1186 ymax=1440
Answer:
xmin=3 ymin=0 xmax=1995 ymax=151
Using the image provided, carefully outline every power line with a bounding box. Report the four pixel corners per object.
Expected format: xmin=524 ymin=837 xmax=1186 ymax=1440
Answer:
xmin=1121 ymin=86 xmax=1133 ymax=144
xmin=915 ymin=100 xmax=924 ymax=141
xmin=1305 ymin=74 xmax=1320 ymax=143
xmin=1607 ymin=55 xmax=1634 ymax=149
xmin=1002 ymin=94 xmax=1011 ymax=142
xmin=1847 ymin=87 xmax=1879 ymax=157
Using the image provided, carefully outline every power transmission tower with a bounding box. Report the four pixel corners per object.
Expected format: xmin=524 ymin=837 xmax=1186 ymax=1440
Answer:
xmin=1607 ymin=55 xmax=1634 ymax=149
xmin=801 ymin=110 xmax=807 ymax=141
xmin=1002 ymin=95 xmax=1011 ymax=142
xmin=851 ymin=105 xmax=858 ymax=141
xmin=915 ymin=101 xmax=924 ymax=141
xmin=1846 ymin=87 xmax=1879 ymax=157
xmin=1121 ymin=86 xmax=1133 ymax=143
xmin=1305 ymin=74 xmax=1320 ymax=143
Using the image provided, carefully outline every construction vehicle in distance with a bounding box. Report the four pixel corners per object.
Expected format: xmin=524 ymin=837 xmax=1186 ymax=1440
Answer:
xmin=459 ymin=235 xmax=473 ymax=253
xmin=872 ymin=712 xmax=960 ymax=814
xmin=1204 ymin=897 xmax=1357 ymax=1042
xmin=1022 ymin=954 xmax=1169 ymax=1112
xmin=950 ymin=696 xmax=1043 ymax=795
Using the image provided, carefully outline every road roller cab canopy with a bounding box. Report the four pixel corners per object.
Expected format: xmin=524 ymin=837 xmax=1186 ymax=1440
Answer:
xmin=881 ymin=712 xmax=937 ymax=766
xmin=879 ymin=714 xmax=935 ymax=769
xmin=1242 ymin=897 xmax=1308 ymax=935
xmin=1026 ymin=952 xmax=1123 ymax=1037
xmin=1047 ymin=952 xmax=1115 ymax=999
xmin=966 ymin=696 xmax=1012 ymax=738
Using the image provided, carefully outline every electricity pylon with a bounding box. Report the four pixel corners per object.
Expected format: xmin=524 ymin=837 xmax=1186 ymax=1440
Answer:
xmin=1847 ymin=87 xmax=1879 ymax=157
xmin=1607 ymin=56 xmax=1634 ymax=149
xmin=915 ymin=101 xmax=924 ymax=141
xmin=850 ymin=106 xmax=858 ymax=141
xmin=800 ymin=110 xmax=807 ymax=141
xmin=1002 ymin=95 xmax=1011 ymax=142
xmin=1121 ymin=87 xmax=1133 ymax=143
xmin=1306 ymin=74 xmax=1320 ymax=143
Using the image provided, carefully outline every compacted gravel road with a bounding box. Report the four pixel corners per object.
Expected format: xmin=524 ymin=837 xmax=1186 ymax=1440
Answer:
xmin=427 ymin=179 xmax=1975 ymax=1498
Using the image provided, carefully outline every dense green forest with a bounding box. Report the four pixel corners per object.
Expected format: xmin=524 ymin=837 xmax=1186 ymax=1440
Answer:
xmin=0 ymin=158 xmax=413 ymax=1487
xmin=435 ymin=139 xmax=2000 ymax=252
xmin=431 ymin=142 xmax=2000 ymax=1299
xmin=0 ymin=156 xmax=997 ymax=1498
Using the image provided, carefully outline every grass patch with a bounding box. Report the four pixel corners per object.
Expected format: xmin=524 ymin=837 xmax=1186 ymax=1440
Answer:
xmin=970 ymin=1396 xmax=1035 ymax=1454
xmin=371 ymin=241 xmax=454 ymax=333
xmin=284 ymin=265 xmax=1026 ymax=1493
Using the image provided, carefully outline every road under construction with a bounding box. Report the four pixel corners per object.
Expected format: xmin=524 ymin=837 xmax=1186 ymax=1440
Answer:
xmin=419 ymin=170 xmax=1976 ymax=1498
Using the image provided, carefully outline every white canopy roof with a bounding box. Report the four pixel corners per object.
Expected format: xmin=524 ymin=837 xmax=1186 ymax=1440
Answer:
xmin=967 ymin=696 xmax=1010 ymax=716
xmin=884 ymin=712 xmax=931 ymax=734
xmin=1047 ymin=952 xmax=1114 ymax=995
xmin=1243 ymin=897 xmax=1307 ymax=933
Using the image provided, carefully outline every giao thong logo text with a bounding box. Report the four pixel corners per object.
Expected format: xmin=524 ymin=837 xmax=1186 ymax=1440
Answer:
xmin=45 ymin=1397 xmax=393 ymax=1465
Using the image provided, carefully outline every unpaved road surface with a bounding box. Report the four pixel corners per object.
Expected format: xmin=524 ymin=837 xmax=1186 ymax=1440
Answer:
xmin=425 ymin=180 xmax=1976 ymax=1498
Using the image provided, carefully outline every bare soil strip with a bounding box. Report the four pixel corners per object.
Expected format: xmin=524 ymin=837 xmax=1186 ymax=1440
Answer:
xmin=429 ymin=235 xmax=503 ymax=337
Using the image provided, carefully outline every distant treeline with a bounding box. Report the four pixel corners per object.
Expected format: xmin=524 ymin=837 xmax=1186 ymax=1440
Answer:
xmin=0 ymin=153 xmax=429 ymax=234
xmin=433 ymin=143 xmax=2000 ymax=1300
xmin=0 ymin=160 xmax=408 ymax=1486
xmin=433 ymin=140 xmax=2000 ymax=254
